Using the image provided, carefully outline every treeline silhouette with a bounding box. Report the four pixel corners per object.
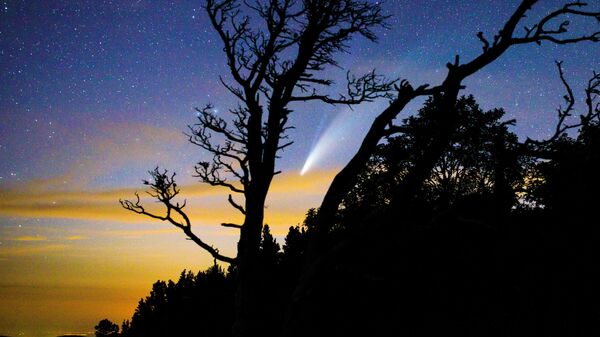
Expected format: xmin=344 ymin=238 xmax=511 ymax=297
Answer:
xmin=99 ymin=95 xmax=600 ymax=336
xmin=110 ymin=0 xmax=600 ymax=336
xmin=282 ymin=96 xmax=600 ymax=337
xmin=97 ymin=224 xmax=309 ymax=337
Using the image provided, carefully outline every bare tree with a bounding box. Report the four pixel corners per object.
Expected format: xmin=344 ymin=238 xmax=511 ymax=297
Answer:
xmin=285 ymin=1 xmax=599 ymax=333
xmin=524 ymin=60 xmax=600 ymax=147
xmin=121 ymin=0 xmax=395 ymax=336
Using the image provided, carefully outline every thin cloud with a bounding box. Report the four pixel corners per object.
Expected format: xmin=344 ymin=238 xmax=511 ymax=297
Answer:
xmin=3 ymin=121 xmax=190 ymax=193
xmin=12 ymin=236 xmax=48 ymax=242
xmin=64 ymin=235 xmax=87 ymax=241
xmin=0 ymin=244 xmax=67 ymax=257
xmin=0 ymin=169 xmax=338 ymax=228
xmin=101 ymin=228 xmax=179 ymax=239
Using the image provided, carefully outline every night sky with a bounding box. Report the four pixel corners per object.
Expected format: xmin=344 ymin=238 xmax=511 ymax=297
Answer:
xmin=1 ymin=1 xmax=598 ymax=336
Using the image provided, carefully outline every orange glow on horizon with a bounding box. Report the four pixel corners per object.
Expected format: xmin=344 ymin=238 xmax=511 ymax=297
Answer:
xmin=0 ymin=168 xmax=338 ymax=337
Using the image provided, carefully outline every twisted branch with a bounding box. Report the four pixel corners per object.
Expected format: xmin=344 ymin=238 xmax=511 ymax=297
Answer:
xmin=120 ymin=167 xmax=236 ymax=264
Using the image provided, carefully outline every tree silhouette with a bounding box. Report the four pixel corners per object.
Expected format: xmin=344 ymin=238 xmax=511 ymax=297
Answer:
xmin=287 ymin=1 xmax=599 ymax=333
xmin=279 ymin=78 xmax=600 ymax=337
xmin=107 ymin=68 xmax=600 ymax=336
xmin=108 ymin=82 xmax=599 ymax=335
xmin=525 ymin=64 xmax=600 ymax=215
xmin=115 ymin=224 xmax=315 ymax=337
xmin=115 ymin=1 xmax=600 ymax=336
xmin=337 ymin=95 xmax=525 ymax=230
xmin=95 ymin=319 xmax=119 ymax=337
xmin=120 ymin=265 xmax=234 ymax=337
xmin=308 ymin=0 xmax=600 ymax=254
xmin=120 ymin=1 xmax=395 ymax=335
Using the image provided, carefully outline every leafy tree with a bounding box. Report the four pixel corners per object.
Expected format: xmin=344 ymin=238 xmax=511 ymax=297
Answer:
xmin=281 ymin=221 xmax=309 ymax=273
xmin=259 ymin=225 xmax=281 ymax=268
xmin=340 ymin=95 xmax=525 ymax=225
xmin=122 ymin=265 xmax=234 ymax=337
xmin=120 ymin=320 xmax=131 ymax=337
xmin=95 ymin=319 xmax=119 ymax=337
xmin=116 ymin=224 xmax=313 ymax=337
xmin=528 ymin=125 xmax=600 ymax=218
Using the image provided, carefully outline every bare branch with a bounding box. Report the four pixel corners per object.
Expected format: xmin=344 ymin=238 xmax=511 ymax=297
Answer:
xmin=120 ymin=167 xmax=236 ymax=264
xmin=290 ymin=70 xmax=397 ymax=105
xmin=193 ymin=104 xmax=248 ymax=145
xmin=205 ymin=0 xmax=250 ymax=88
xmin=228 ymin=194 xmax=246 ymax=215
xmin=188 ymin=104 xmax=249 ymax=193
xmin=221 ymin=222 xmax=243 ymax=229
xmin=548 ymin=61 xmax=577 ymax=141
xmin=584 ymin=69 xmax=600 ymax=125
xmin=513 ymin=2 xmax=600 ymax=45
xmin=525 ymin=61 xmax=600 ymax=146
xmin=311 ymin=79 xmax=439 ymax=241
xmin=458 ymin=0 xmax=599 ymax=80
xmin=194 ymin=160 xmax=245 ymax=193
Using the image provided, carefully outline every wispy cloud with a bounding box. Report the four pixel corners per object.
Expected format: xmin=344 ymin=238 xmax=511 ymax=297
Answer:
xmin=3 ymin=121 xmax=190 ymax=193
xmin=12 ymin=235 xmax=48 ymax=242
xmin=0 ymin=244 xmax=67 ymax=257
xmin=0 ymin=169 xmax=337 ymax=228
xmin=64 ymin=235 xmax=87 ymax=241
xmin=101 ymin=228 xmax=179 ymax=239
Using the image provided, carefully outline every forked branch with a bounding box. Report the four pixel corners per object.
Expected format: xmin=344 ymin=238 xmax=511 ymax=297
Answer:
xmin=290 ymin=70 xmax=397 ymax=106
xmin=515 ymin=2 xmax=600 ymax=45
xmin=120 ymin=167 xmax=236 ymax=264
xmin=525 ymin=61 xmax=600 ymax=146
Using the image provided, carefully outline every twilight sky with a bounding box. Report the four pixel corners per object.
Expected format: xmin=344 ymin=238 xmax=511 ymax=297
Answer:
xmin=1 ymin=1 xmax=598 ymax=336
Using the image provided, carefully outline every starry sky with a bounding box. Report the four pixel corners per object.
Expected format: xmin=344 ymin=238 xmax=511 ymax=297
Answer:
xmin=0 ymin=1 xmax=598 ymax=336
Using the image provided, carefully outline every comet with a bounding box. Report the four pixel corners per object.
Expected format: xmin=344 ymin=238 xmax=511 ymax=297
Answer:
xmin=300 ymin=131 xmax=335 ymax=176
xmin=300 ymin=109 xmax=363 ymax=176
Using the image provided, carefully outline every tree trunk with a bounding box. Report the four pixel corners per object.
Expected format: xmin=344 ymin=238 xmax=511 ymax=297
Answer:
xmin=233 ymin=189 xmax=267 ymax=337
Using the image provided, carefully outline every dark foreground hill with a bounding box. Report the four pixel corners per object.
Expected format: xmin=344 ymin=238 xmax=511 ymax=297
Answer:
xmin=284 ymin=211 xmax=599 ymax=337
